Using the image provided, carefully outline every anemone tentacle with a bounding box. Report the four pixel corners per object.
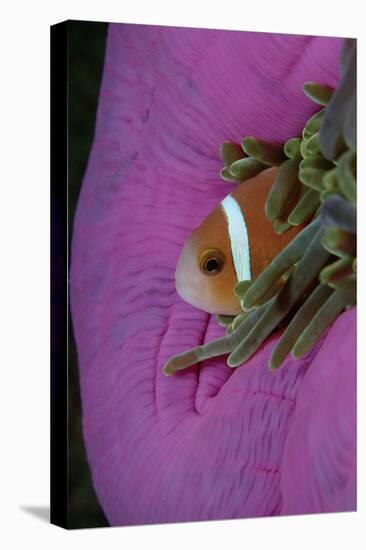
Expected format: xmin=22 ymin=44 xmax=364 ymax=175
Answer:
xmin=163 ymin=38 xmax=356 ymax=376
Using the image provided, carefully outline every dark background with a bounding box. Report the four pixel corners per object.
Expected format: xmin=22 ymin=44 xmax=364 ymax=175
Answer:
xmin=68 ymin=20 xmax=109 ymax=529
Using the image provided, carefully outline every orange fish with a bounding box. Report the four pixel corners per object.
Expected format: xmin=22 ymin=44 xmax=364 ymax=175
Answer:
xmin=175 ymin=167 xmax=301 ymax=316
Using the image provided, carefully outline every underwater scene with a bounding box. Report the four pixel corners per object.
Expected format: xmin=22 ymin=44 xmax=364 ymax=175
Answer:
xmin=69 ymin=22 xmax=356 ymax=527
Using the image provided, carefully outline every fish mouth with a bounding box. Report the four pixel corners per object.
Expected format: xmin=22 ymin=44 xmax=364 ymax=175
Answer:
xmin=175 ymin=276 xmax=241 ymax=316
xmin=175 ymin=278 xmax=216 ymax=315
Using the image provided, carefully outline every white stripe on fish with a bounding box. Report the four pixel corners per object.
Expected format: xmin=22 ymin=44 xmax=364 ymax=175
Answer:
xmin=221 ymin=195 xmax=251 ymax=282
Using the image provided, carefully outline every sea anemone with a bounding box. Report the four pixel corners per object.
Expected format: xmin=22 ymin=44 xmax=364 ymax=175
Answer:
xmin=70 ymin=25 xmax=355 ymax=525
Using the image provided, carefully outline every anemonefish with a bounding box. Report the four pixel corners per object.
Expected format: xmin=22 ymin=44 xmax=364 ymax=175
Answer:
xmin=175 ymin=167 xmax=301 ymax=316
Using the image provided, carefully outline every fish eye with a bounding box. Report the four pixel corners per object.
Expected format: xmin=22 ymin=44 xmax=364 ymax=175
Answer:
xmin=199 ymin=249 xmax=225 ymax=276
